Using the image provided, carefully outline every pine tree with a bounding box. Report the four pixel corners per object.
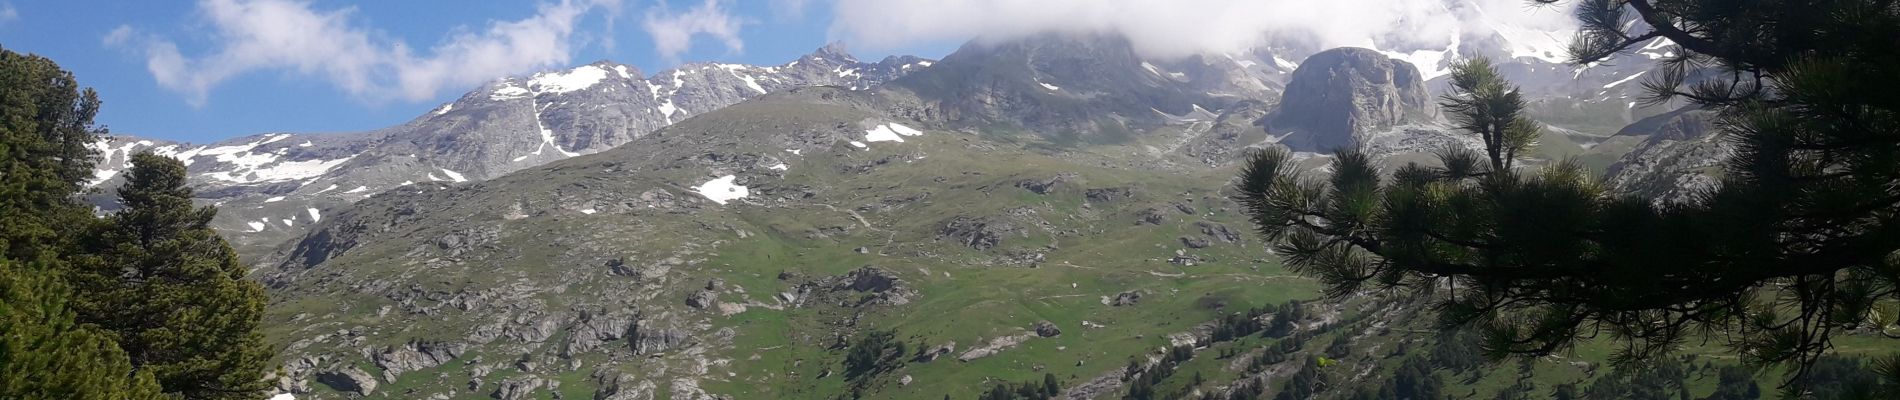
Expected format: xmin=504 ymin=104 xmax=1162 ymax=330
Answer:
xmin=0 ymin=259 xmax=165 ymax=399
xmin=1236 ymin=0 xmax=1899 ymax=385
xmin=0 ymin=45 xmax=164 ymax=400
xmin=0 ymin=45 xmax=102 ymax=265
xmin=68 ymin=153 xmax=274 ymax=400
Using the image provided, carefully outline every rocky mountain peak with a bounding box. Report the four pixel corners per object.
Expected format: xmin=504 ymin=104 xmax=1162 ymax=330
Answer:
xmin=889 ymin=32 xmax=1234 ymax=143
xmin=1266 ymin=47 xmax=1434 ymax=152
xmin=809 ymin=41 xmax=859 ymax=64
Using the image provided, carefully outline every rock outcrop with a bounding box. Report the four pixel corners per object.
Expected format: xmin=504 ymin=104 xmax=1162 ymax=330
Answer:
xmin=1266 ymin=47 xmax=1433 ymax=152
xmin=315 ymin=367 xmax=378 ymax=396
xmin=371 ymin=340 xmax=467 ymax=381
xmin=1604 ymin=107 xmax=1727 ymax=205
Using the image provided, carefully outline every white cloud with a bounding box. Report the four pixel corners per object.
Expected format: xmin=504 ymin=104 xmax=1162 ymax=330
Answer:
xmin=642 ymin=0 xmax=747 ymax=62
xmin=824 ymin=0 xmax=1579 ymax=60
xmin=108 ymin=0 xmax=619 ymax=106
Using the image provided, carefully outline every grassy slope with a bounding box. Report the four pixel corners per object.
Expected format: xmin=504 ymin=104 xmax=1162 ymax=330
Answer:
xmin=263 ymin=91 xmax=1896 ymax=400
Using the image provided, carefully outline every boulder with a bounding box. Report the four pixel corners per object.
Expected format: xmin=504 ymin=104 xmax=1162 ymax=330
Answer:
xmin=1196 ymin=221 xmax=1242 ymax=243
xmin=1034 ymin=320 xmax=1063 ymax=337
xmin=686 ymin=290 xmax=716 ymax=309
xmin=1085 ymin=187 xmax=1134 ymax=203
xmin=1111 ymin=290 xmax=1143 ymax=306
xmin=315 ymin=367 xmax=378 ymax=396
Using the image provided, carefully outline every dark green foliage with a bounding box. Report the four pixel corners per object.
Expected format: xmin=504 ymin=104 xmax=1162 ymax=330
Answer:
xmin=1440 ymin=57 xmax=1540 ymax=171
xmin=975 ymin=374 xmax=1059 ymax=400
xmin=844 ymin=329 xmax=906 ymax=381
xmin=0 ymin=45 xmax=104 ymax=264
xmin=1262 ymin=301 xmax=1304 ymax=339
xmin=1782 ymin=355 xmax=1900 ymax=399
xmin=1271 ymin=357 xmax=1329 ymax=400
xmin=66 ymin=153 xmax=273 ymax=400
xmin=1208 ymin=306 xmax=1270 ymax=343
xmin=1582 ymin=357 xmax=1689 ymax=400
xmin=1122 ymin=345 xmax=1195 ymax=400
xmin=0 ymin=259 xmax=165 ymax=399
xmin=1236 ymin=0 xmax=1900 ymax=384
xmin=1429 ymin=330 xmax=1487 ymax=374
xmin=1551 ymin=383 xmax=1578 ymax=400
xmin=1386 ymin=357 xmax=1444 ymax=400
xmin=0 ymin=45 xmax=166 ymax=400
xmin=1323 ymin=334 xmax=1353 ymax=359
xmin=1704 ymin=365 xmax=1760 ymax=400
xmin=0 ymin=46 xmax=272 ymax=400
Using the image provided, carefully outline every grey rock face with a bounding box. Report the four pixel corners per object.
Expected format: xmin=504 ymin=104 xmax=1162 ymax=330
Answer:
xmin=938 ymin=216 xmax=1021 ymax=251
xmin=371 ymin=340 xmax=467 ymax=381
xmin=563 ymin=310 xmax=636 ymax=356
xmin=315 ymin=367 xmax=378 ymax=396
xmin=89 ymin=44 xmax=933 ymax=256
xmin=914 ymin=341 xmax=957 ymax=363
xmin=837 ymin=267 xmax=916 ymax=306
xmin=1267 ymin=47 xmax=1433 ymax=152
xmin=592 ymin=372 xmax=657 ymax=400
xmin=631 ymin=317 xmax=689 ymax=355
xmin=1604 ymin=108 xmax=1728 ymax=205
xmin=889 ymin=32 xmax=1233 ymax=143
xmin=490 ymin=376 xmax=547 ymax=400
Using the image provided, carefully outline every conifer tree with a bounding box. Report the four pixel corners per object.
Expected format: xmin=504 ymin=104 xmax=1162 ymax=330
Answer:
xmin=1236 ymin=0 xmax=1899 ymax=386
xmin=0 ymin=259 xmax=165 ymax=399
xmin=69 ymin=153 xmax=273 ymax=400
xmin=0 ymin=45 xmax=102 ymax=264
xmin=0 ymin=44 xmax=167 ymax=400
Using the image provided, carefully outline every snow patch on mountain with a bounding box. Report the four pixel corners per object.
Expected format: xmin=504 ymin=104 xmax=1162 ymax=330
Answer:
xmin=202 ymin=156 xmax=355 ymax=184
xmin=88 ymin=169 xmax=119 ymax=187
xmin=531 ymin=65 xmax=610 ymax=94
xmin=490 ymin=84 xmax=530 ymax=100
xmin=1603 ymin=71 xmax=1647 ymax=89
xmin=439 ymin=168 xmax=468 ymax=182
xmin=306 ymin=208 xmax=321 ymax=222
xmin=718 ymin=64 xmax=768 ymax=94
xmin=692 ymin=175 xmax=749 ymax=205
xmin=1639 ymin=38 xmax=1677 ymax=59
xmin=1272 ymin=56 xmax=1299 ymax=71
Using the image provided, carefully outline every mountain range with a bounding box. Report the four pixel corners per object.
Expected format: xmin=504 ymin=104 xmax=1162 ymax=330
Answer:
xmin=86 ymin=8 xmax=1738 ymax=398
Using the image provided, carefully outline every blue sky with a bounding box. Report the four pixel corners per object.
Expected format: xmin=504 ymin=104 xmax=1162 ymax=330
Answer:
xmin=0 ymin=0 xmax=1577 ymax=144
xmin=0 ymin=0 xmax=960 ymax=143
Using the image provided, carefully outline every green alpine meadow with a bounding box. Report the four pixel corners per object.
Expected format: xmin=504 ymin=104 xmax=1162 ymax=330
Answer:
xmin=2 ymin=0 xmax=1896 ymax=399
